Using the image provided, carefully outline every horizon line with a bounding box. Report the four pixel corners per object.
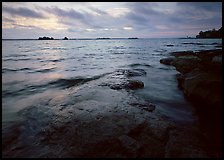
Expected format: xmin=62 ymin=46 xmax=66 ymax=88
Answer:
xmin=2 ymin=37 xmax=197 ymax=40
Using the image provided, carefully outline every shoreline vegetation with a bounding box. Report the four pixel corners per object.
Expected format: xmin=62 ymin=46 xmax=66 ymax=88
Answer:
xmin=196 ymin=27 xmax=222 ymax=39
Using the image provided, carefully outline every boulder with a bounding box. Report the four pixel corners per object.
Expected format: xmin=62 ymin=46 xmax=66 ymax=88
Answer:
xmin=160 ymin=57 xmax=175 ymax=65
xmin=212 ymin=55 xmax=222 ymax=64
xmin=125 ymin=80 xmax=144 ymax=90
xmin=172 ymin=56 xmax=201 ymax=74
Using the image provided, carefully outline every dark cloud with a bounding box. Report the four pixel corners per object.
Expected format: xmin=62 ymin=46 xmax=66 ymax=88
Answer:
xmin=88 ymin=7 xmax=108 ymax=15
xmin=47 ymin=6 xmax=84 ymax=19
xmin=127 ymin=2 xmax=160 ymax=15
xmin=3 ymin=17 xmax=15 ymax=23
xmin=43 ymin=6 xmax=95 ymax=27
xmin=177 ymin=2 xmax=222 ymax=12
xmin=125 ymin=2 xmax=222 ymax=32
xmin=2 ymin=6 xmax=46 ymax=19
xmin=124 ymin=2 xmax=166 ymax=29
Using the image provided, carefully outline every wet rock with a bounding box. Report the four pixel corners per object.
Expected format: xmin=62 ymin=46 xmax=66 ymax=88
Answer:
xmin=100 ymin=69 xmax=145 ymax=90
xmin=172 ymin=56 xmax=201 ymax=74
xmin=116 ymin=69 xmax=147 ymax=77
xmin=160 ymin=57 xmax=175 ymax=65
xmin=130 ymin=102 xmax=155 ymax=112
xmin=118 ymin=135 xmax=141 ymax=153
xmin=176 ymin=74 xmax=185 ymax=89
xmin=164 ymin=126 xmax=208 ymax=158
xmin=160 ymin=49 xmax=222 ymax=157
xmin=182 ymin=69 xmax=221 ymax=108
xmin=212 ymin=55 xmax=222 ymax=64
xmin=107 ymin=80 xmax=144 ymax=90
xmin=196 ymin=49 xmax=222 ymax=62
xmin=125 ymin=80 xmax=144 ymax=90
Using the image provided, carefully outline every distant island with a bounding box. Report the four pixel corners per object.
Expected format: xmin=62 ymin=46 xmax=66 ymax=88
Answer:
xmin=196 ymin=27 xmax=222 ymax=38
xmin=63 ymin=37 xmax=68 ymax=40
xmin=96 ymin=38 xmax=111 ymax=40
xmin=38 ymin=36 xmax=54 ymax=40
xmin=128 ymin=37 xmax=138 ymax=39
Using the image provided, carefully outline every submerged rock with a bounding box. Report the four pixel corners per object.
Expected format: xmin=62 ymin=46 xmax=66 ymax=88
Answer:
xmin=100 ymin=69 xmax=145 ymax=90
xmin=125 ymin=80 xmax=144 ymax=90
xmin=116 ymin=69 xmax=147 ymax=77
xmin=129 ymin=102 xmax=156 ymax=112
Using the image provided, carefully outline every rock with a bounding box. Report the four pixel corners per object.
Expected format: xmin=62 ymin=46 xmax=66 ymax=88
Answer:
xmin=101 ymin=69 xmax=145 ymax=90
xmin=116 ymin=69 xmax=146 ymax=77
xmin=102 ymin=79 xmax=144 ymax=90
xmin=166 ymin=45 xmax=174 ymax=47
xmin=176 ymin=74 xmax=185 ymax=89
xmin=182 ymin=69 xmax=221 ymax=107
xmin=125 ymin=80 xmax=144 ymax=90
xmin=129 ymin=102 xmax=155 ymax=112
xmin=172 ymin=56 xmax=201 ymax=74
xmin=118 ymin=135 xmax=141 ymax=153
xmin=160 ymin=57 xmax=175 ymax=65
xmin=212 ymin=55 xmax=222 ymax=64
xmin=196 ymin=49 xmax=222 ymax=62
xmin=164 ymin=126 xmax=208 ymax=158
xmin=160 ymin=49 xmax=222 ymax=157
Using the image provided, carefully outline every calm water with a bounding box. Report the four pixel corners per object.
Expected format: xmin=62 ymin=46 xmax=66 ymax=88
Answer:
xmin=2 ymin=38 xmax=221 ymax=125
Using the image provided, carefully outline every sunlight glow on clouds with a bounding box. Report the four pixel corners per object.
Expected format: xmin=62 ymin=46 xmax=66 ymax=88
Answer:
xmin=107 ymin=8 xmax=130 ymax=17
xmin=123 ymin=26 xmax=133 ymax=30
xmin=2 ymin=2 xmax=222 ymax=39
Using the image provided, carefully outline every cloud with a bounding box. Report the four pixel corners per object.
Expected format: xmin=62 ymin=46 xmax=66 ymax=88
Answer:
xmin=123 ymin=26 xmax=133 ymax=30
xmin=177 ymin=2 xmax=222 ymax=12
xmin=107 ymin=7 xmax=130 ymax=17
xmin=88 ymin=7 xmax=108 ymax=15
xmin=2 ymin=17 xmax=15 ymax=23
xmin=2 ymin=2 xmax=222 ymax=38
xmin=46 ymin=6 xmax=85 ymax=20
xmin=2 ymin=6 xmax=46 ymax=19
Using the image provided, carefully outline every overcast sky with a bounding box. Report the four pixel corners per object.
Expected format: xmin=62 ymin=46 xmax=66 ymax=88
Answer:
xmin=2 ymin=2 xmax=222 ymax=39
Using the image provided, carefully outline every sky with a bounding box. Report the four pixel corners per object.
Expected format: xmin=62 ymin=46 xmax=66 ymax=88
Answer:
xmin=2 ymin=2 xmax=222 ymax=39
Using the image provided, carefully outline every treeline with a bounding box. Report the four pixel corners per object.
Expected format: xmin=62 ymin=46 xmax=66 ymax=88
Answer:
xmin=196 ymin=27 xmax=222 ymax=38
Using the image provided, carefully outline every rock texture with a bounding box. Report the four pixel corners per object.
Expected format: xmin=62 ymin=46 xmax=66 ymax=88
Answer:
xmin=160 ymin=49 xmax=222 ymax=157
xmin=2 ymin=67 xmax=209 ymax=158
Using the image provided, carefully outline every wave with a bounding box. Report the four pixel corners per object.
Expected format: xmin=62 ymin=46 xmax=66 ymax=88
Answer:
xmin=2 ymin=67 xmax=33 ymax=73
xmin=2 ymin=73 xmax=111 ymax=98
xmin=34 ymin=68 xmax=56 ymax=73
xmin=2 ymin=58 xmax=32 ymax=62
xmin=49 ymin=73 xmax=111 ymax=89
xmin=154 ymin=49 xmax=167 ymax=53
xmin=127 ymin=63 xmax=152 ymax=68
xmin=40 ymin=59 xmax=66 ymax=63
xmin=5 ymin=54 xmax=28 ymax=58
xmin=2 ymin=67 xmax=56 ymax=74
xmin=51 ymin=47 xmax=67 ymax=50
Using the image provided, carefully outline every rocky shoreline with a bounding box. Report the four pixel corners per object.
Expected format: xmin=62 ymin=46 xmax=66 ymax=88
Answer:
xmin=2 ymin=49 xmax=222 ymax=158
xmin=160 ymin=49 xmax=222 ymax=157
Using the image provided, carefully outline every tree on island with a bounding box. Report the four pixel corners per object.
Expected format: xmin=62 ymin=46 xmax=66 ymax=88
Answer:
xmin=196 ymin=27 xmax=222 ymax=38
xmin=38 ymin=36 xmax=54 ymax=40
